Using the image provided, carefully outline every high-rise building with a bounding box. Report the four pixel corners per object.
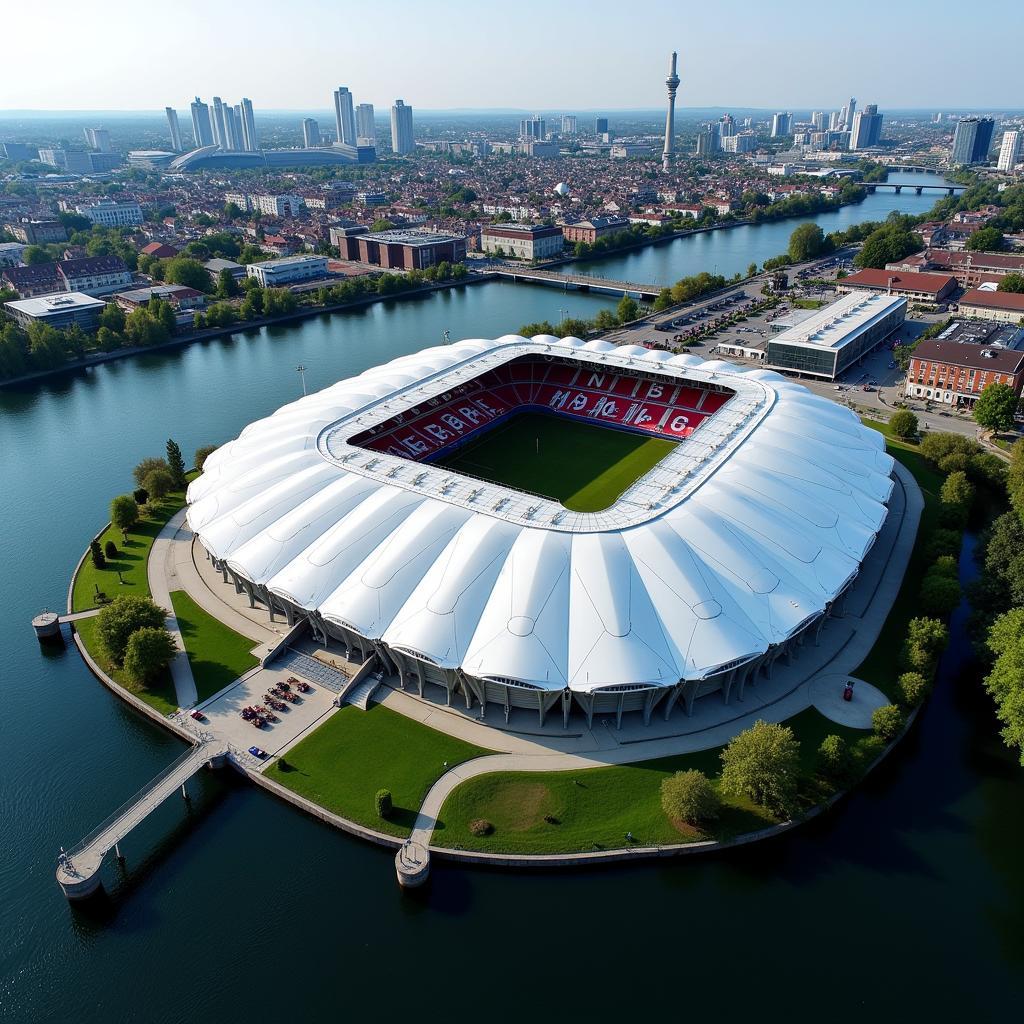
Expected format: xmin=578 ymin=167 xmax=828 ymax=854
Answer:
xmin=771 ymin=112 xmax=792 ymax=137
xmin=356 ymin=103 xmax=375 ymax=144
xmin=661 ymin=51 xmax=680 ymax=173
xmin=519 ymin=116 xmax=545 ymax=140
xmin=718 ymin=112 xmax=735 ymax=138
xmin=561 ymin=114 xmax=577 ymax=135
xmin=829 ymin=110 xmax=840 ymax=130
xmin=812 ymin=111 xmax=827 ymax=131
xmin=302 ymin=118 xmax=321 ymax=148
xmin=83 ymin=128 xmax=111 ymax=152
xmin=211 ymin=96 xmax=227 ymax=148
xmin=165 ymin=107 xmax=183 ymax=152
xmin=845 ymin=97 xmax=856 ymax=128
xmin=997 ymin=130 xmax=1022 ymax=172
xmin=952 ymin=117 xmax=995 ymax=165
xmin=190 ymin=97 xmax=214 ymax=148
xmin=334 ymin=87 xmax=356 ymax=146
xmin=595 ymin=116 xmax=608 ymax=135
xmin=241 ymin=98 xmax=257 ymax=152
xmin=390 ymin=100 xmax=414 ymax=154
xmin=850 ymin=104 xmax=883 ymax=149
xmin=695 ymin=128 xmax=714 ymax=156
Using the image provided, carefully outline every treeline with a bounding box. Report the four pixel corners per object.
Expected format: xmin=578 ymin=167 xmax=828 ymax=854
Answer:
xmin=519 ymin=293 xmax=645 ymax=339
xmin=309 ymin=261 xmax=468 ymax=307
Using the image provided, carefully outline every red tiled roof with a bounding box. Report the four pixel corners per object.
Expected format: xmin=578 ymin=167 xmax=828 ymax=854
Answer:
xmin=841 ymin=268 xmax=956 ymax=296
xmin=960 ymin=289 xmax=1024 ymax=311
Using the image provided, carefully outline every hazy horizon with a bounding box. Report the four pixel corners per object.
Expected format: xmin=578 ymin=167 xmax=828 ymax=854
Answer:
xmin=2 ymin=0 xmax=1020 ymax=112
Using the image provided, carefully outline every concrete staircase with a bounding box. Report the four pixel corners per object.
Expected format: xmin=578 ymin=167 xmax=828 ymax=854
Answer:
xmin=345 ymin=676 xmax=381 ymax=710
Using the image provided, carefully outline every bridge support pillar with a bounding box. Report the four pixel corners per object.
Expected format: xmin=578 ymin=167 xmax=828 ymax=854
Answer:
xmin=181 ymin=783 xmax=190 ymax=802
xmin=114 ymin=842 xmax=124 ymax=861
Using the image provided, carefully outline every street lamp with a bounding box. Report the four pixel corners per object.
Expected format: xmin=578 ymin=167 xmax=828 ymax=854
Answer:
xmin=296 ymin=364 xmax=307 ymax=396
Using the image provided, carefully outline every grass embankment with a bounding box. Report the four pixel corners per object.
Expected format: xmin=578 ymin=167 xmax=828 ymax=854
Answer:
xmin=856 ymin=420 xmax=942 ymax=701
xmin=169 ymin=589 xmax=259 ymax=702
xmin=266 ymin=704 xmax=492 ymax=838
xmin=435 ymin=410 xmax=676 ymax=513
xmin=436 ymin=709 xmax=861 ymax=854
xmin=71 ymin=484 xmax=191 ymax=612
xmin=436 ymin=421 xmax=938 ymax=854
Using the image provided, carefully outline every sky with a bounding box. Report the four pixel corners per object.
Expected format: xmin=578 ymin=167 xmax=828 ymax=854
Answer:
xmin=1 ymin=0 xmax=1019 ymax=112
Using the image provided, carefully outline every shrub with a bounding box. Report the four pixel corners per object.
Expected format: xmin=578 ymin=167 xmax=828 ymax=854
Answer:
xmin=918 ymin=432 xmax=978 ymax=467
xmin=888 ymin=409 xmax=918 ymax=439
xmin=924 ymin=528 xmax=962 ymax=562
xmin=133 ymin=456 xmax=170 ymax=488
xmin=660 ymin=769 xmax=721 ymax=825
xmin=89 ymin=538 xmax=105 ymax=569
xmin=897 ymin=671 xmax=930 ymax=709
xmin=469 ymin=819 xmax=493 ymax=836
xmin=872 ymin=704 xmax=904 ymax=743
xmin=133 ymin=487 xmax=149 ymax=506
xmin=194 ymin=444 xmax=217 ymax=472
xmin=110 ymin=494 xmax=139 ymax=538
xmin=852 ymin=734 xmax=886 ymax=768
xmin=720 ymin=720 xmax=800 ymax=817
xmin=919 ymin=569 xmax=961 ymax=617
xmin=142 ymin=467 xmax=175 ymax=500
xmin=902 ymin=616 xmax=949 ymax=675
xmin=123 ymin=626 xmax=177 ymax=684
xmin=375 ymin=788 xmax=393 ymax=819
xmin=95 ymin=594 xmax=166 ymax=664
xmin=817 ymin=735 xmax=852 ymax=783
xmin=104 ymin=540 xmax=118 ymax=559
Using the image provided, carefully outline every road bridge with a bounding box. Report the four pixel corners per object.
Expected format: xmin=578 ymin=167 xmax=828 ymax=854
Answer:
xmin=486 ymin=266 xmax=663 ymax=299
xmin=56 ymin=737 xmax=227 ymax=899
xmin=862 ymin=182 xmax=966 ymax=195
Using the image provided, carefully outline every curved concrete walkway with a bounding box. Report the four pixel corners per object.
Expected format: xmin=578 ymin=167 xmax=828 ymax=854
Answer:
xmin=408 ymin=460 xmax=922 ymax=851
xmin=809 ymin=675 xmax=889 ymax=728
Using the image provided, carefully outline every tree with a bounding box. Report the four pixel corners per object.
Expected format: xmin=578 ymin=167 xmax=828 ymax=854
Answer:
xmin=370 ymin=219 xmax=395 ymax=232
xmin=194 ymin=444 xmax=217 ymax=472
xmin=95 ymin=594 xmax=166 ymax=664
xmin=940 ymin=470 xmax=975 ymax=527
xmin=720 ymin=720 xmax=800 ymax=816
xmin=123 ymin=626 xmax=177 ymax=684
xmin=110 ymin=494 xmax=139 ymax=540
xmin=919 ymin=569 xmax=962 ymax=617
xmin=747 ymin=262 xmax=758 ymax=277
xmin=872 ymin=704 xmax=904 ymax=743
xmin=616 ymin=295 xmax=639 ymax=323
xmin=216 ymin=267 xmax=239 ymax=298
xmin=22 ymin=245 xmax=51 ymax=265
xmin=817 ymin=735 xmax=852 ymax=783
xmin=854 ymin=225 xmax=921 ymax=269
xmin=965 ymin=226 xmax=1004 ymax=252
xmin=142 ymin=467 xmax=175 ymax=500
xmin=788 ymin=223 xmax=827 ymax=262
xmin=919 ymin=432 xmax=978 ymax=467
xmin=166 ymin=438 xmax=187 ymax=489
xmin=903 ymin=616 xmax=949 ymax=674
xmin=973 ymin=382 xmax=1018 ymax=433
xmin=997 ymin=272 xmax=1024 ymax=294
xmin=653 ymin=288 xmax=673 ymax=311
xmin=133 ymin=456 xmax=169 ymax=488
xmin=98 ymin=302 xmax=125 ymax=334
xmin=660 ymin=769 xmax=720 ymax=825
xmin=984 ymin=609 xmax=1024 ymax=765
xmin=888 ymin=409 xmax=918 ymax=439
xmin=162 ymin=256 xmax=213 ymax=293
xmin=897 ymin=672 xmax=929 ymax=709
xmin=89 ymin=538 xmax=105 ymax=569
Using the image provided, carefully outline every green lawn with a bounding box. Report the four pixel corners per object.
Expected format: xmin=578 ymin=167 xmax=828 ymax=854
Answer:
xmin=72 ymin=480 xmax=193 ymax=613
xmin=856 ymin=420 xmax=942 ymax=700
xmin=434 ymin=410 xmax=676 ymax=512
xmin=265 ymin=704 xmax=492 ymax=838
xmin=436 ymin=709 xmax=862 ymax=854
xmin=169 ymin=589 xmax=259 ymax=702
xmin=74 ymin=615 xmax=179 ymax=716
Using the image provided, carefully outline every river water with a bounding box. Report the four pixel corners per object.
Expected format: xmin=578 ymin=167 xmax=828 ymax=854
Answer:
xmin=1 ymin=181 xmax=1021 ymax=1022
xmin=562 ymin=171 xmax=959 ymax=285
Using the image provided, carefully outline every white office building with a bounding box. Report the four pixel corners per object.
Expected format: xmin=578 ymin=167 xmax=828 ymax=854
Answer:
xmin=165 ymin=107 xmax=183 ymax=152
xmin=246 ymin=255 xmax=328 ymax=287
xmin=252 ymin=194 xmax=305 ymax=218
xmin=191 ymin=97 xmax=214 ymax=148
xmin=771 ymin=112 xmax=793 ymax=137
xmin=84 ymin=128 xmax=111 ymax=152
xmin=241 ymin=98 xmax=257 ymax=152
xmin=334 ymin=87 xmax=356 ymax=146
xmin=356 ymin=103 xmax=375 ymax=144
xmin=561 ymin=115 xmax=577 ymax=134
xmin=391 ymin=100 xmax=414 ymax=154
xmin=4 ymin=292 xmax=106 ymax=331
xmin=302 ymin=118 xmax=321 ymax=148
xmin=997 ymin=130 xmax=1021 ymax=172
xmin=75 ymin=199 xmax=144 ymax=228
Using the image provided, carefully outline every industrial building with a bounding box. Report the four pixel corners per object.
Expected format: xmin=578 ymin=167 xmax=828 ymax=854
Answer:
xmin=245 ymin=255 xmax=329 ymax=288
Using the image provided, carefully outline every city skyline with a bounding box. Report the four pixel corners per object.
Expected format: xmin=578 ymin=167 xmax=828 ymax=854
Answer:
xmin=2 ymin=0 xmax=1022 ymax=112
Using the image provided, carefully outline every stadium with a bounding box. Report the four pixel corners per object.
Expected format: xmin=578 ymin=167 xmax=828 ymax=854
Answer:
xmin=187 ymin=334 xmax=894 ymax=728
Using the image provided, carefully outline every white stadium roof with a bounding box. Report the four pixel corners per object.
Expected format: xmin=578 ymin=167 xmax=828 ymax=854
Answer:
xmin=187 ymin=335 xmax=894 ymax=695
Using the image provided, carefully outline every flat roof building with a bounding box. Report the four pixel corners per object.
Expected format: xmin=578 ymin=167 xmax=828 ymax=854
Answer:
xmin=481 ymin=223 xmax=564 ymax=261
xmin=353 ymin=229 xmax=467 ymax=271
xmin=3 ymin=292 xmax=105 ymax=331
xmin=75 ymin=199 xmax=144 ymax=228
xmin=245 ymin=255 xmax=328 ymax=288
xmin=766 ymin=290 xmax=907 ymax=380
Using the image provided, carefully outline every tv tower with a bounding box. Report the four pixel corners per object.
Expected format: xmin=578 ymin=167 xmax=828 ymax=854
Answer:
xmin=662 ymin=51 xmax=680 ymax=172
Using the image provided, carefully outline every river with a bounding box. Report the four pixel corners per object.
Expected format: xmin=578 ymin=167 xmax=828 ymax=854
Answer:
xmin=1 ymin=182 xmax=1021 ymax=1022
xmin=561 ymin=171 xmax=958 ymax=285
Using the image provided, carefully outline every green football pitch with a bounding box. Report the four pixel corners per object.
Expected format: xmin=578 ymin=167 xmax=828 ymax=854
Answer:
xmin=433 ymin=410 xmax=677 ymax=512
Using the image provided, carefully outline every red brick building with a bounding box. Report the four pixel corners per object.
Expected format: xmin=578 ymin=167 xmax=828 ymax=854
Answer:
xmin=561 ymin=216 xmax=631 ymax=245
xmin=904 ymin=338 xmax=1024 ymax=406
xmin=887 ymin=249 xmax=1024 ymax=288
xmin=353 ymin=229 xmax=467 ymax=270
